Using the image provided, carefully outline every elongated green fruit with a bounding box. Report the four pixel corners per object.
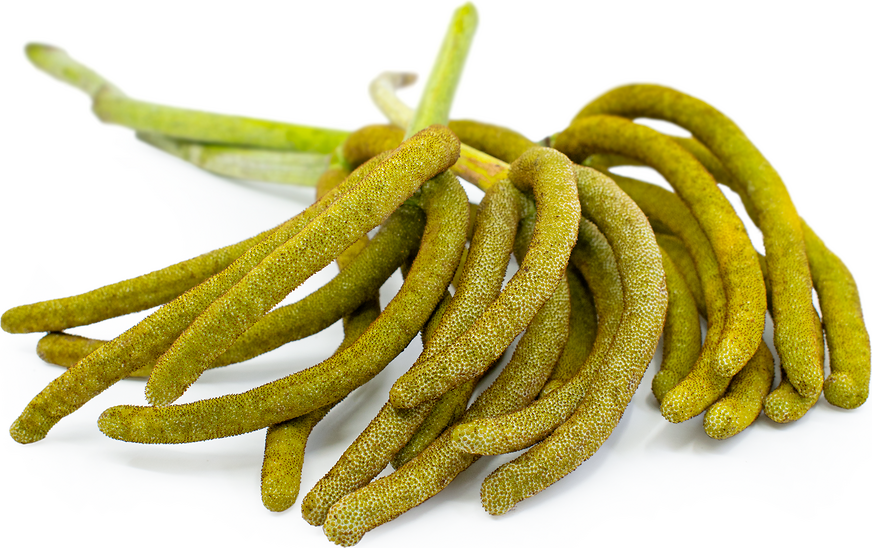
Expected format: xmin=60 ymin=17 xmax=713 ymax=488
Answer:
xmin=764 ymin=308 xmax=825 ymax=423
xmin=341 ymin=125 xmax=406 ymax=168
xmin=262 ymin=405 xmax=332 ymax=512
xmin=389 ymin=147 xmax=580 ymax=408
xmin=552 ymin=114 xmax=765 ymax=384
xmin=390 ymin=379 xmax=478 ymax=470
xmin=302 ymin=176 xmax=522 ymax=526
xmin=450 ymin=217 xmax=618 ymax=455
xmin=145 ymin=125 xmax=461 ymax=406
xmin=539 ymin=266 xmax=598 ymax=398
xmin=576 ymin=84 xmax=821 ymax=399
xmin=1 ymin=224 xmax=278 ymax=334
xmin=322 ymin=277 xmax=570 ymax=546
xmin=802 ymin=221 xmax=870 ymax=408
xmin=97 ymin=171 xmax=468 ymax=444
xmin=261 ymin=165 xmax=383 ymax=512
xmin=452 ymin=166 xmax=665 ymax=455
xmin=447 ymin=119 xmax=537 ymax=163
xmin=389 ymin=179 xmax=531 ymax=469
xmin=606 ymin=174 xmax=731 ymax=422
xmin=30 ymin=206 xmax=423 ymax=378
xmin=704 ymin=340 xmax=774 ymax=439
xmin=652 ymin=250 xmax=702 ymax=402
xmin=34 ymin=333 xmax=147 ymax=373
xmin=654 ymin=233 xmax=705 ymax=316
xmin=672 ymin=136 xmax=867 ymax=410
xmin=478 ymin=169 xmax=666 ymax=512
xmin=9 ymin=153 xmax=376 ymax=444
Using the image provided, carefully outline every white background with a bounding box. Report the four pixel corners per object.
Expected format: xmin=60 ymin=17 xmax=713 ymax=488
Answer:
xmin=1 ymin=1 xmax=870 ymax=547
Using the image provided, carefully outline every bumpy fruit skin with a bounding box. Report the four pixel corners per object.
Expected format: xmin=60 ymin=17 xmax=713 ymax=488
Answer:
xmin=576 ymin=84 xmax=822 ymax=401
xmin=539 ymin=266 xmax=598 ymax=398
xmin=389 ymin=146 xmax=581 ymax=409
xmin=303 ymin=175 xmax=523 ymax=526
xmin=801 ymin=221 xmax=870 ymax=409
xmin=321 ymin=278 xmax=570 ymax=546
xmin=260 ymin=151 xmax=385 ymax=513
xmin=654 ymin=233 xmax=706 ymax=316
xmin=652 ymin=251 xmax=702 ymax=402
xmin=97 ymin=158 xmax=469 ymax=445
xmin=1 ymin=225 xmax=279 ymax=335
xmin=474 ymin=166 xmax=667 ymax=515
xmin=144 ymin=125 xmax=461 ymax=407
xmin=704 ymin=341 xmax=775 ymax=439
xmin=451 ymin=217 xmax=622 ymax=455
xmin=553 ymin=114 xmax=765 ymax=385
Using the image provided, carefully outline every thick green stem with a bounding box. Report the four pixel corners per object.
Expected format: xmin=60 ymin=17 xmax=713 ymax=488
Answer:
xmin=137 ymin=133 xmax=329 ymax=186
xmin=405 ymin=3 xmax=478 ymax=136
xmin=25 ymin=43 xmax=350 ymax=153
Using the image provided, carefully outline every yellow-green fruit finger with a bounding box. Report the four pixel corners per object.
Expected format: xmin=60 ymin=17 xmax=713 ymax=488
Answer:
xmin=704 ymin=340 xmax=775 ymax=439
xmin=447 ymin=119 xmax=537 ymax=163
xmin=341 ymin=125 xmax=405 ymax=168
xmin=322 ymin=276 xmax=570 ymax=546
xmin=452 ymin=219 xmax=624 ymax=454
xmin=389 ymin=147 xmax=580 ymax=409
xmin=211 ymin=204 xmax=426 ymax=367
xmin=35 ymin=333 xmax=152 ymax=378
xmin=595 ymin=171 xmax=730 ymax=422
xmin=764 ymin=287 xmax=826 ymax=422
xmin=206 ymin=155 xmax=422 ymax=368
xmin=652 ymin=250 xmax=702 ymax=402
xmin=9 ymin=150 xmax=395 ymax=444
xmin=449 ymin=219 xmax=618 ymax=455
xmin=453 ymin=167 xmax=667 ymax=456
xmin=97 ymin=172 xmax=468 ymax=444
xmin=32 ymin=207 xmax=422 ymax=379
xmin=303 ymin=299 xmax=455 ymax=525
xmin=478 ymin=184 xmax=667 ymax=511
xmin=145 ymin=125 xmax=461 ymax=406
xmin=262 ymin=295 xmax=382 ymax=513
xmin=391 ymin=378 xmax=477 ymax=470
xmin=672 ymin=136 xmax=760 ymax=227
xmin=262 ymin=405 xmax=332 ymax=512
xmin=35 ymin=333 xmax=103 ymax=370
xmin=540 ymin=266 xmax=597 ymax=398
xmin=303 ymin=176 xmax=522 ymax=526
xmin=301 ymin=398 xmax=436 ymax=527
xmin=260 ymin=156 xmax=387 ymax=513
xmin=576 ymin=85 xmax=821 ymax=399
xmin=802 ymin=221 xmax=870 ymax=408
xmin=1 ymin=224 xmax=278 ymax=334
xmin=552 ymin=115 xmax=764 ymax=382
xmin=764 ymin=372 xmax=820 ymax=423
xmin=655 ymin=233 xmax=706 ymax=317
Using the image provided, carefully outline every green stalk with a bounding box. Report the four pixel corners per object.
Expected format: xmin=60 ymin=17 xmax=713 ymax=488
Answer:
xmin=137 ymin=133 xmax=329 ymax=186
xmin=25 ymin=43 xmax=350 ymax=153
xmin=405 ymin=3 xmax=478 ymax=136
